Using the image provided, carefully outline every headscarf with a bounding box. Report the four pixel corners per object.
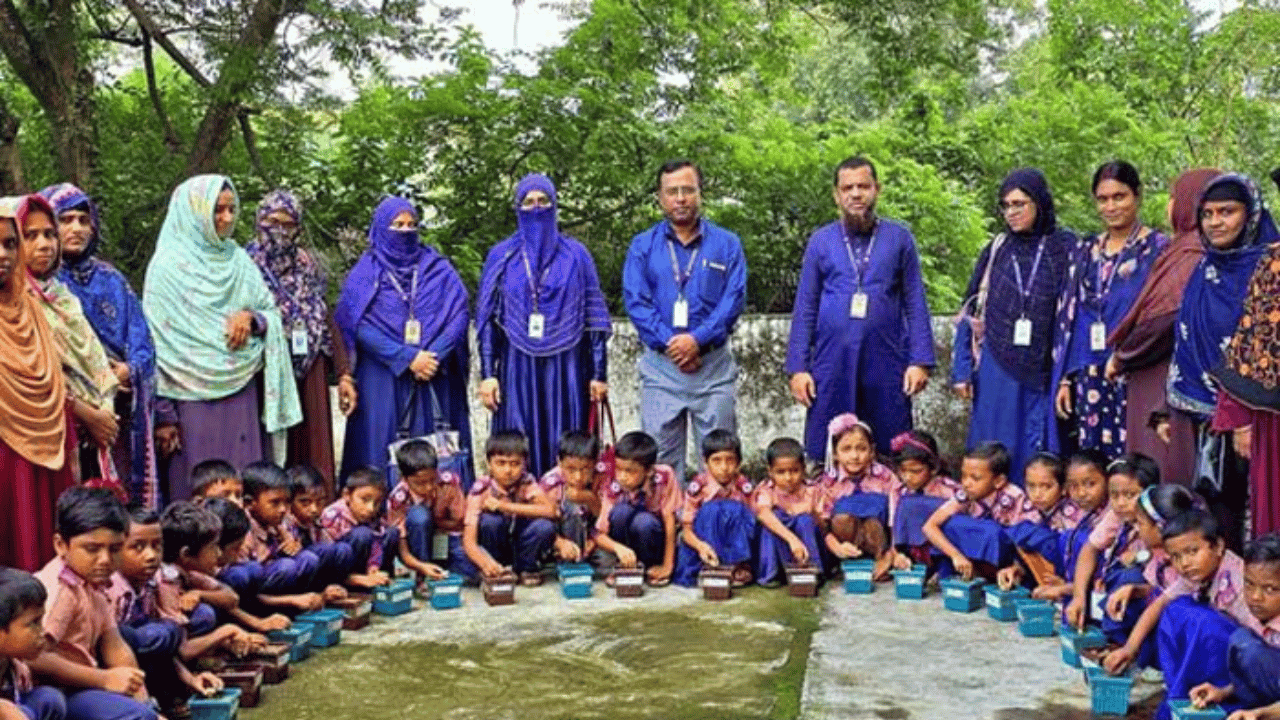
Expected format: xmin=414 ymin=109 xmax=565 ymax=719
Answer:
xmin=1214 ymin=203 xmax=1280 ymax=412
xmin=475 ymin=174 xmax=612 ymax=357
xmin=1107 ymin=169 xmax=1219 ymax=349
xmin=0 ymin=196 xmax=67 ymax=470
xmin=245 ymin=190 xmax=334 ymax=379
xmin=971 ymin=169 xmax=1073 ymax=389
xmin=19 ymin=194 xmax=118 ymax=410
xmin=334 ymin=196 xmax=469 ymax=363
xmin=40 ymin=182 xmax=159 ymax=506
xmin=1168 ymin=173 xmax=1278 ymax=417
xmin=142 ymin=175 xmax=301 ymax=435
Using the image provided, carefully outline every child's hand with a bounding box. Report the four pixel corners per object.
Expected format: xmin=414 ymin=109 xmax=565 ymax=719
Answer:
xmin=996 ymin=565 xmax=1021 ymax=591
xmin=1190 ymin=683 xmax=1230 ymax=708
xmin=837 ymin=541 xmax=861 ymax=559
xmin=1041 ymin=573 xmax=1065 ymax=587
xmin=554 ymin=537 xmax=582 ymax=563
xmin=322 ymin=584 xmax=348 ymax=603
xmin=294 ymin=592 xmax=323 ymax=612
xmin=189 ymin=672 xmax=223 ymax=696
xmin=370 ymin=570 xmax=391 ymax=586
xmin=1065 ymin=597 xmax=1086 ymax=630
xmin=891 ymin=552 xmax=911 ymax=571
xmin=951 ymin=554 xmax=974 ymax=580
xmin=482 ymin=496 xmax=503 ymax=514
xmin=257 ymin=614 xmax=292 ymax=632
xmin=245 ymin=633 xmax=267 ymax=651
xmin=1102 ymin=645 xmax=1135 ymax=675
xmin=1032 ymin=583 xmax=1071 ymax=601
xmin=788 ymin=540 xmax=810 ymax=564
xmin=1107 ymin=585 xmax=1136 ymax=621
xmin=697 ymin=543 xmax=720 ymax=566
xmin=179 ymin=591 xmax=202 ymax=613
xmin=280 ymin=534 xmax=302 ymax=556
xmin=479 ymin=557 xmax=505 ymax=578
xmin=422 ymin=563 xmax=448 ymax=581
xmin=615 ymin=546 xmax=638 ymax=568
xmin=102 ymin=667 xmax=146 ymax=696
xmin=646 ymin=564 xmax=671 ymax=584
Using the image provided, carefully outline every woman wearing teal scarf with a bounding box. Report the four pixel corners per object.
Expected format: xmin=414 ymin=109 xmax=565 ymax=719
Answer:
xmin=144 ymin=175 xmax=301 ymax=502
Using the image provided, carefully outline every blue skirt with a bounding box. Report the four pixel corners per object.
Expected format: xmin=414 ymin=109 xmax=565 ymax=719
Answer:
xmin=832 ymin=492 xmax=889 ymax=527
xmin=968 ymin=353 xmax=1053 ymax=487
xmin=892 ymin=495 xmax=947 ymax=548
xmin=1156 ymin=597 xmax=1242 ymax=720
xmin=934 ymin=515 xmax=1013 ymax=573
xmin=673 ymin=499 xmax=757 ymax=587
xmin=1003 ymin=522 xmax=1064 ymax=575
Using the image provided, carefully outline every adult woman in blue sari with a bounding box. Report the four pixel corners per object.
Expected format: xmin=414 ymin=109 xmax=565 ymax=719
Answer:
xmin=335 ymin=197 xmax=474 ymax=488
xmin=475 ymin=174 xmax=611 ymax=478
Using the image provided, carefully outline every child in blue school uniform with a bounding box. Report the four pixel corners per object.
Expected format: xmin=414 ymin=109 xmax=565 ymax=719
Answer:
xmin=819 ymin=415 xmax=899 ymax=579
xmin=0 ymin=568 xmax=66 ymax=720
xmin=1065 ymin=453 xmax=1161 ymax=633
xmin=596 ymin=432 xmax=684 ymax=587
xmin=887 ymin=430 xmax=961 ymax=572
xmin=461 ymin=432 xmax=557 ymax=585
xmin=28 ymin=487 xmax=157 ymax=720
xmin=1189 ymin=533 xmax=1280 ymax=719
xmin=754 ymin=438 xmax=824 ymax=587
xmin=108 ymin=507 xmax=222 ymax=717
xmin=284 ymin=465 xmax=355 ymax=588
xmin=539 ymin=431 xmax=603 ymax=566
xmin=198 ymin=498 xmax=293 ymax=633
xmin=320 ymin=469 xmax=400 ymax=589
xmin=386 ymin=440 xmax=465 ymax=585
xmin=995 ymin=452 xmax=1088 ymax=591
xmin=1101 ymin=510 xmax=1257 ymax=720
xmin=674 ymin=430 xmax=758 ymax=587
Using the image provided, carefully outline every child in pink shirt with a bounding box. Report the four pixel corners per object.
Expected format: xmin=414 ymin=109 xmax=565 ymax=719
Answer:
xmin=755 ymin=438 xmax=823 ymax=587
xmin=886 ymin=430 xmax=960 ymax=571
xmin=386 ymin=439 xmax=466 ymax=587
xmin=539 ymin=431 xmax=602 ymax=566
xmin=595 ymin=432 xmax=684 ymax=587
xmin=674 ymin=430 xmax=757 ymax=587
xmin=462 ymin=432 xmax=557 ymax=585
xmin=0 ymin=568 xmax=64 ymax=720
xmin=820 ymin=414 xmax=899 ymax=579
xmin=320 ymin=468 xmax=399 ymax=589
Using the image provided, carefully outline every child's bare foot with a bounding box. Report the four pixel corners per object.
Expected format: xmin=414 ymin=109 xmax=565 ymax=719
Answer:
xmin=519 ymin=571 xmax=544 ymax=587
xmin=872 ymin=553 xmax=894 ymax=581
xmin=322 ymin=584 xmax=348 ymax=603
xmin=730 ymin=563 xmax=754 ymax=587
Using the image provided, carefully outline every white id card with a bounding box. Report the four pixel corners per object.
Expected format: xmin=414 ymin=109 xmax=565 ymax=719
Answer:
xmin=673 ymin=297 xmax=689 ymax=328
xmin=1090 ymin=590 xmax=1106 ymax=621
xmin=1090 ymin=321 xmax=1107 ymax=352
xmin=1014 ymin=317 xmax=1033 ymax=346
xmin=404 ymin=319 xmax=422 ymax=345
xmin=850 ymin=292 xmax=868 ymax=319
xmin=528 ymin=312 xmax=545 ymax=339
xmin=432 ymin=532 xmax=450 ymax=560
xmin=290 ymin=322 xmax=309 ymax=356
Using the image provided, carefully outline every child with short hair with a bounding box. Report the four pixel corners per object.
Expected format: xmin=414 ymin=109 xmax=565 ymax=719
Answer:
xmin=820 ymin=414 xmax=899 ymax=579
xmin=922 ymin=441 xmax=1038 ymax=581
xmin=0 ymin=568 xmax=65 ymax=720
xmin=240 ymin=462 xmax=343 ymax=610
xmin=674 ymin=430 xmax=758 ymax=588
xmin=462 ymin=432 xmax=556 ymax=585
xmin=190 ymin=460 xmax=242 ymax=505
xmin=754 ymin=438 xmax=823 ymax=587
xmin=386 ymin=440 xmax=464 ymax=585
xmin=1102 ymin=510 xmax=1258 ymax=718
xmin=1189 ymin=533 xmax=1280 ymax=719
xmin=1065 ymin=452 xmax=1161 ymax=631
xmin=108 ymin=508 xmax=221 ymax=716
xmin=887 ymin=430 xmax=961 ymax=571
xmin=28 ymin=487 xmax=156 ymax=720
xmin=996 ymin=452 xmax=1083 ymax=591
xmin=198 ymin=499 xmax=292 ymax=633
xmin=539 ymin=431 xmax=602 ymax=565
xmin=320 ymin=468 xmax=400 ymax=588
xmin=595 ymin=431 xmax=683 ymax=587
xmin=1015 ymin=451 xmax=1112 ymax=601
xmin=285 ymin=466 xmax=355 ymax=588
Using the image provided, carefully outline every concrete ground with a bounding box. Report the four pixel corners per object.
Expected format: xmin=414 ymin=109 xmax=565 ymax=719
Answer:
xmin=240 ymin=579 xmax=1164 ymax=720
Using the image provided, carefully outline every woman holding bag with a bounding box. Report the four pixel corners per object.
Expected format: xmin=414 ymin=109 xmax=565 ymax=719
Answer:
xmin=476 ymin=174 xmax=612 ymax=477
xmin=336 ymin=196 xmax=474 ymax=488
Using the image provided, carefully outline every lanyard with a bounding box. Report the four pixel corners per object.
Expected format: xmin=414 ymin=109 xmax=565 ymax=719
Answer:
xmin=1011 ymin=239 xmax=1046 ymax=316
xmin=260 ymin=264 xmax=308 ymax=322
xmin=384 ymin=268 xmax=419 ymax=316
xmin=842 ymin=226 xmax=878 ymax=290
xmin=1092 ymin=224 xmax=1142 ymax=304
xmin=666 ymin=239 xmax=700 ymax=297
xmin=520 ymin=250 xmax=552 ymax=313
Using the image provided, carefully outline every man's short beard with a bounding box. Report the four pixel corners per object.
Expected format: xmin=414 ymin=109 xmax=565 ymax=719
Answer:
xmin=843 ymin=206 xmax=877 ymax=235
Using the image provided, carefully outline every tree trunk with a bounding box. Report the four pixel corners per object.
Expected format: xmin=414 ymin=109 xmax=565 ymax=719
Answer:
xmin=0 ymin=95 xmax=26 ymax=194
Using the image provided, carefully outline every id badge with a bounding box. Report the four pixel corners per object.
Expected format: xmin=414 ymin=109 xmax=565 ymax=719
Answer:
xmin=1090 ymin=590 xmax=1106 ymax=621
xmin=290 ymin=322 xmax=309 ymax=356
xmin=528 ymin=312 xmax=545 ymax=339
xmin=432 ymin=532 xmax=450 ymax=561
xmin=1013 ymin=317 xmax=1033 ymax=347
xmin=404 ymin=319 xmax=422 ymax=345
xmin=1090 ymin=321 xmax=1107 ymax=352
xmin=849 ymin=292 xmax=869 ymax=319
xmin=673 ymin=297 xmax=689 ymax=329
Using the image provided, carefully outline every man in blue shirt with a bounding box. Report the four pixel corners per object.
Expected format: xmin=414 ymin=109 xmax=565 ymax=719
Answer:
xmin=623 ymin=160 xmax=747 ymax=480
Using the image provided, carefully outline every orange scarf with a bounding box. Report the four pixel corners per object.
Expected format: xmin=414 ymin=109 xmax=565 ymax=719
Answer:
xmin=0 ymin=196 xmax=68 ymax=469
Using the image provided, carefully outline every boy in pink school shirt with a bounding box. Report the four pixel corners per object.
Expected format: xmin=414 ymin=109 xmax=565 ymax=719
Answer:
xmin=320 ymin=468 xmax=399 ymax=589
xmin=284 ymin=466 xmax=356 ymax=588
xmin=107 ymin=508 xmax=221 ymax=718
xmin=0 ymin=568 xmax=65 ymax=720
xmin=386 ymin=440 xmax=466 ymax=586
xmin=538 ymin=431 xmax=602 ymax=565
xmin=595 ymin=431 xmax=684 ymax=588
xmin=189 ymin=460 xmax=243 ymax=506
xmin=197 ymin=499 xmax=295 ymax=634
xmin=754 ymin=438 xmax=824 ymax=587
xmin=28 ymin=487 xmax=157 ymax=720
xmin=674 ymin=430 xmax=758 ymax=588
xmin=461 ymin=432 xmax=557 ymax=586
xmin=923 ymin=441 xmax=1039 ymax=581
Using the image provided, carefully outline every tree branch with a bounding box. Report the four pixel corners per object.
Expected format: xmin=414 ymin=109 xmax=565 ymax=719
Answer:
xmin=0 ymin=0 xmax=43 ymax=90
xmin=120 ymin=0 xmax=213 ymax=87
xmin=237 ymin=108 xmax=271 ymax=185
xmin=142 ymin=29 xmax=183 ymax=153
xmin=0 ymin=94 xmax=27 ymax=194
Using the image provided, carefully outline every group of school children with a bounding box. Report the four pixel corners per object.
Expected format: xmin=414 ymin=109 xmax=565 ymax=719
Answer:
xmin=3 ymin=409 xmax=1279 ymax=720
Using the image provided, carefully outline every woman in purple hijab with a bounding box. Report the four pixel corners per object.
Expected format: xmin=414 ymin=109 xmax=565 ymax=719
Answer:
xmin=475 ymin=174 xmax=612 ymax=477
xmin=335 ymin=196 xmax=474 ymax=488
